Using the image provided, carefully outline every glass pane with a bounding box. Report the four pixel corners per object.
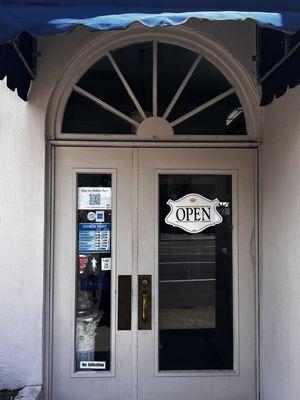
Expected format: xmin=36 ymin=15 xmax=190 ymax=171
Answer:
xmin=111 ymin=42 xmax=153 ymax=119
xmin=167 ymin=57 xmax=246 ymax=135
xmin=75 ymin=174 xmax=112 ymax=372
xmin=157 ymin=43 xmax=198 ymax=117
xmin=173 ymin=93 xmax=246 ymax=135
xmin=62 ymin=41 xmax=247 ymax=136
xmin=62 ymin=91 xmax=134 ymax=134
xmin=159 ymin=175 xmax=233 ymax=371
xmin=167 ymin=58 xmax=231 ymax=121
xmin=77 ymin=55 xmax=137 ymax=115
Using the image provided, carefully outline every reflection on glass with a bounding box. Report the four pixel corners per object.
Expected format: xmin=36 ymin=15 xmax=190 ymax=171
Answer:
xmin=75 ymin=174 xmax=112 ymax=372
xmin=173 ymin=93 xmax=246 ymax=135
xmin=159 ymin=175 xmax=233 ymax=370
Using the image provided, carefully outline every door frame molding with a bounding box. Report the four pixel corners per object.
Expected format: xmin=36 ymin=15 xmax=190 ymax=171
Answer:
xmin=44 ymin=142 xmax=260 ymax=399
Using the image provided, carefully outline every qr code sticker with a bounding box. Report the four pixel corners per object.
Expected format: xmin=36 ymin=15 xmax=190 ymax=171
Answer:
xmin=89 ymin=193 xmax=101 ymax=206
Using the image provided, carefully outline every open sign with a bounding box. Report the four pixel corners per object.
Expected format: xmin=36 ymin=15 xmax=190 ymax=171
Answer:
xmin=165 ymin=193 xmax=223 ymax=233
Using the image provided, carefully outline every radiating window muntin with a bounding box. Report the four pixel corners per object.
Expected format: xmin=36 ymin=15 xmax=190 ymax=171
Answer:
xmin=62 ymin=41 xmax=247 ymax=136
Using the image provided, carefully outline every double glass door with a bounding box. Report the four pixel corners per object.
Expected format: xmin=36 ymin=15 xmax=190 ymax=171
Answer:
xmin=52 ymin=147 xmax=256 ymax=400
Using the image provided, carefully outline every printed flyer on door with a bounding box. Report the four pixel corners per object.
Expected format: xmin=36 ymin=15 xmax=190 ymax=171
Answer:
xmin=78 ymin=187 xmax=111 ymax=210
xmin=78 ymin=223 xmax=111 ymax=253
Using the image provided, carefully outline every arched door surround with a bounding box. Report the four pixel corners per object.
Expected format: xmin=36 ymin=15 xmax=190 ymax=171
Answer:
xmin=46 ymin=26 xmax=262 ymax=142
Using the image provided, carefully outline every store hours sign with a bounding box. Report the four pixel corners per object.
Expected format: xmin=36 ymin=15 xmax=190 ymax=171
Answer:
xmin=165 ymin=193 xmax=223 ymax=234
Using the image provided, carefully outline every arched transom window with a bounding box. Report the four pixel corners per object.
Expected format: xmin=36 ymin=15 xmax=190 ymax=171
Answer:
xmin=62 ymin=41 xmax=247 ymax=138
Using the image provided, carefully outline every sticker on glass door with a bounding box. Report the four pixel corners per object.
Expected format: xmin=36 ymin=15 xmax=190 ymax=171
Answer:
xmin=165 ymin=193 xmax=223 ymax=233
xmin=75 ymin=174 xmax=112 ymax=372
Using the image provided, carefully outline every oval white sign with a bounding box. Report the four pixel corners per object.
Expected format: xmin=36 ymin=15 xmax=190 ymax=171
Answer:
xmin=165 ymin=193 xmax=223 ymax=233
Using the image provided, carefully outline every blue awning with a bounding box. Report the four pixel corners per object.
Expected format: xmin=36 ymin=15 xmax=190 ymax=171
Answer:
xmin=259 ymin=29 xmax=300 ymax=105
xmin=0 ymin=1 xmax=299 ymax=104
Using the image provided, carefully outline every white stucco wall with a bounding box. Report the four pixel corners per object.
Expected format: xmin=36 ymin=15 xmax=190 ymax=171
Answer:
xmin=0 ymin=22 xmax=256 ymax=390
xmin=261 ymin=86 xmax=300 ymax=400
xmin=0 ymin=82 xmax=45 ymax=388
xmin=0 ymin=27 xmax=107 ymax=391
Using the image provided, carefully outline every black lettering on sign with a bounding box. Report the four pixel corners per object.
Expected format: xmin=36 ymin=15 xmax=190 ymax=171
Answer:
xmin=176 ymin=206 xmax=211 ymax=222
xmin=176 ymin=208 xmax=185 ymax=221
xmin=194 ymin=207 xmax=201 ymax=221
xmin=202 ymin=207 xmax=211 ymax=221
xmin=186 ymin=207 xmax=193 ymax=221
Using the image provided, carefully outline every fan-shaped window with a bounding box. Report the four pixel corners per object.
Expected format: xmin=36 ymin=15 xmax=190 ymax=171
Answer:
xmin=62 ymin=41 xmax=247 ymax=136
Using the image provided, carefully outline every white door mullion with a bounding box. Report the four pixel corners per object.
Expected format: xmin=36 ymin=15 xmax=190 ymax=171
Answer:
xmin=170 ymin=87 xmax=235 ymax=127
xmin=107 ymin=52 xmax=147 ymax=120
xmin=73 ymin=85 xmax=139 ymax=127
xmin=152 ymin=40 xmax=158 ymax=117
xmin=163 ymin=54 xmax=202 ymax=119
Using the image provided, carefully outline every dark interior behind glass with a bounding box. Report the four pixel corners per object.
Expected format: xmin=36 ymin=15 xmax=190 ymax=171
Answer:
xmin=62 ymin=41 xmax=246 ymax=135
xmin=76 ymin=173 xmax=112 ymax=372
xmin=159 ymin=174 xmax=233 ymax=370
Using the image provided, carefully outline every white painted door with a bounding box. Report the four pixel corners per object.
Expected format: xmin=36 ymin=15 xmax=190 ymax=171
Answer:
xmin=52 ymin=147 xmax=134 ymax=400
xmin=52 ymin=147 xmax=256 ymax=400
xmin=137 ymin=148 xmax=256 ymax=400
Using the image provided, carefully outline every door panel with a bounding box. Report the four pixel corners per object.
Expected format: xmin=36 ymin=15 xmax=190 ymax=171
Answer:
xmin=137 ymin=148 xmax=256 ymax=400
xmin=52 ymin=147 xmax=256 ymax=400
xmin=52 ymin=147 xmax=134 ymax=400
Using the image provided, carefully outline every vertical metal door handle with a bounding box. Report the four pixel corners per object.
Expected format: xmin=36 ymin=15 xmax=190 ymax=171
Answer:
xmin=138 ymin=275 xmax=151 ymax=330
xmin=142 ymin=291 xmax=148 ymax=321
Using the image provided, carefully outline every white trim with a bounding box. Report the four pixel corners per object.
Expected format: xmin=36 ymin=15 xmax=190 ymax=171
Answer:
xmin=49 ymin=140 xmax=260 ymax=148
xmin=254 ymin=148 xmax=260 ymax=400
xmin=170 ymin=87 xmax=235 ymax=127
xmin=107 ymin=52 xmax=146 ymax=120
xmin=43 ymin=143 xmax=55 ymax=400
xmin=160 ymin=279 xmax=216 ymax=282
xmin=46 ymin=26 xmax=262 ymax=142
xmin=163 ymin=54 xmax=202 ymax=119
xmin=44 ymin=146 xmax=259 ymax=398
xmin=73 ymin=85 xmax=139 ymax=127
xmin=152 ymin=40 xmax=158 ymax=118
xmin=131 ymin=148 xmax=139 ymax=400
